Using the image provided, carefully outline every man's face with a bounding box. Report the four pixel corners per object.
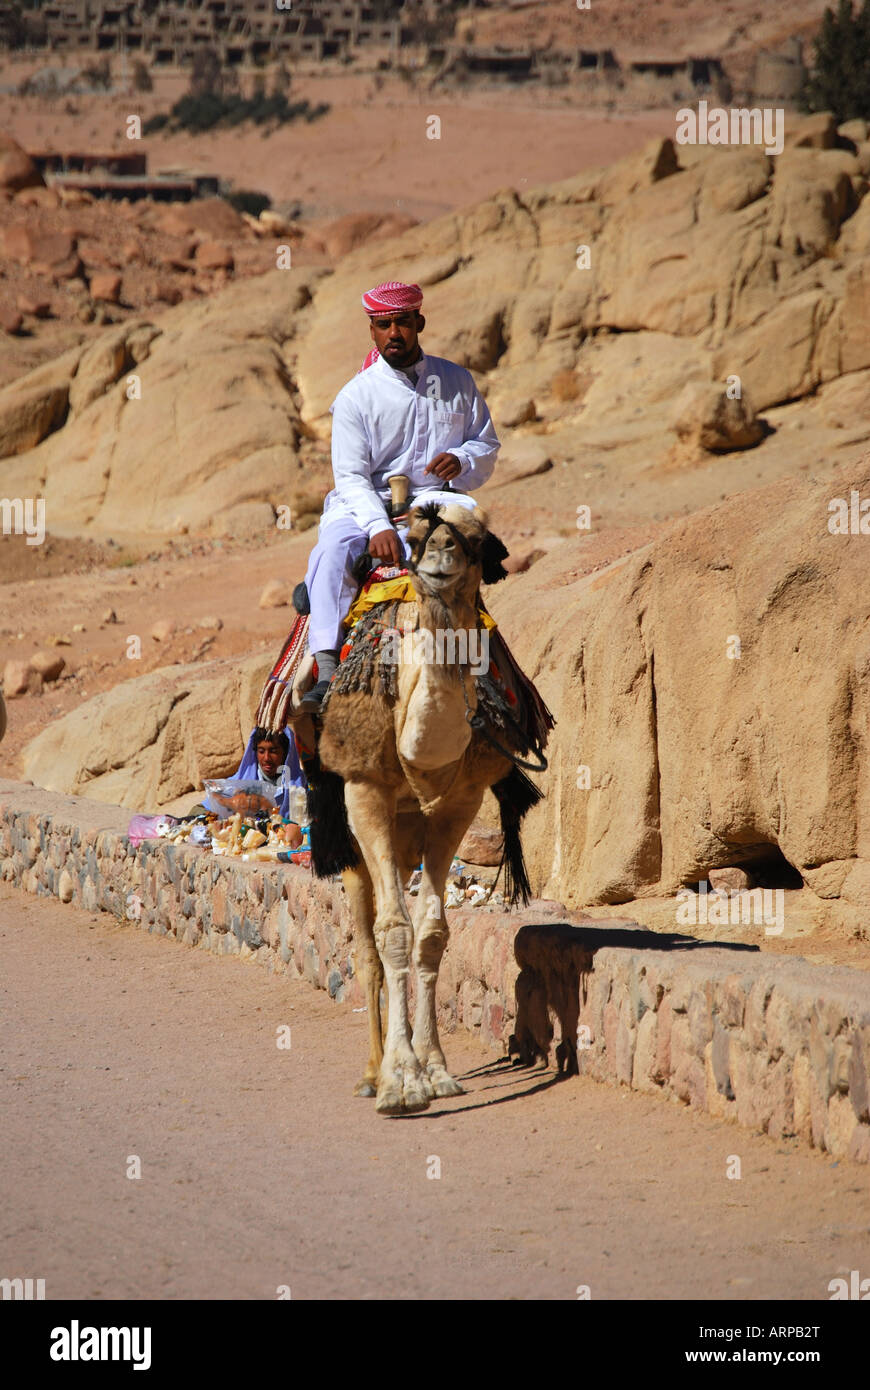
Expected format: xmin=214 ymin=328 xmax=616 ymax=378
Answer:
xmin=256 ymin=740 xmax=283 ymax=777
xmin=369 ymin=311 xmax=424 ymax=369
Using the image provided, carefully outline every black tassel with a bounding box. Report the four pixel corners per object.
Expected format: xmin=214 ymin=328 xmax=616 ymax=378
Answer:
xmin=491 ymin=767 xmax=543 ymax=907
xmin=292 ymin=581 xmax=310 ymax=615
xmin=303 ymin=755 xmax=359 ymax=877
xmin=481 ymin=530 xmax=510 ymax=584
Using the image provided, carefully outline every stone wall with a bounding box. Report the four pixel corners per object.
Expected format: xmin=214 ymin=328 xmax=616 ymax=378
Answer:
xmin=1 ymin=778 xmax=869 ymax=1163
xmin=575 ymin=940 xmax=870 ymax=1164
xmin=0 ymin=778 xmax=527 ymax=1037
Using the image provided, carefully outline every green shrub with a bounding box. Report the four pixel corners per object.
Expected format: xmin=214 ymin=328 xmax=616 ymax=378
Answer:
xmin=225 ymin=189 xmax=272 ymax=217
xmin=802 ymin=0 xmax=870 ymax=121
xmin=140 ymin=91 xmax=330 ymax=135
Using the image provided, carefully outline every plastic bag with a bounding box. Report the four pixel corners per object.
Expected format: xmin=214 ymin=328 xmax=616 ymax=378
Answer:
xmin=128 ymin=814 xmax=178 ymax=846
xmin=203 ymin=777 xmax=281 ymax=819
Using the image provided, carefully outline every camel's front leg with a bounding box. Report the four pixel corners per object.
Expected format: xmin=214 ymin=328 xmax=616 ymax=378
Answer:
xmin=411 ymin=798 xmax=483 ymax=1097
xmin=344 ymin=780 xmax=433 ymax=1115
xmin=342 ymin=863 xmax=384 ymax=1097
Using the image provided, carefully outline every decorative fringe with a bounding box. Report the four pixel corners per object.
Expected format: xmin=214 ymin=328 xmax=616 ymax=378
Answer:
xmin=302 ymin=753 xmax=359 ymax=877
xmin=486 ymin=626 xmax=555 ymax=753
xmin=327 ymin=601 xmax=400 ymax=704
xmin=256 ymin=611 xmax=309 ymax=731
xmin=491 ymin=766 xmax=544 ymax=907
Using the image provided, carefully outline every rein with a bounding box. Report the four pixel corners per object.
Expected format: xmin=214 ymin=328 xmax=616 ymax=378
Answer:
xmin=406 ymin=504 xmax=478 ymax=573
xmin=461 ymin=679 xmax=549 ymax=773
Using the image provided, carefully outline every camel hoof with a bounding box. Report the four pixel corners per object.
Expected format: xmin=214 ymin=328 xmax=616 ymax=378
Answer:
xmin=376 ymin=1064 xmax=434 ymax=1115
xmin=354 ymin=1079 xmax=377 ymax=1098
xmin=426 ymin=1064 xmax=465 ymax=1098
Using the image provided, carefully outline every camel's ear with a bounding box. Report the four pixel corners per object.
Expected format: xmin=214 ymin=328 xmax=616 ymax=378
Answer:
xmin=481 ymin=529 xmax=510 ymax=584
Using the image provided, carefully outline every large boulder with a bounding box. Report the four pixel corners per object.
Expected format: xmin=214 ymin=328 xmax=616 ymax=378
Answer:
xmin=769 ymin=149 xmax=856 ymax=257
xmin=0 ymin=347 xmax=78 ymax=457
xmin=671 ymin=381 xmax=765 ymax=452
xmin=0 ymin=275 xmax=329 ymax=537
xmin=155 ymin=197 xmax=249 ymax=241
xmin=3 ymin=224 xmax=81 ymax=279
xmin=318 ymin=211 xmax=419 ymax=260
xmin=488 ymin=453 xmax=870 ymax=908
xmin=20 ymin=652 xmax=273 ymax=810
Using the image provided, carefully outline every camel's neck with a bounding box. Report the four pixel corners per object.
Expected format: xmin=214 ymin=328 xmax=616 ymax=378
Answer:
xmin=396 ymin=590 xmax=481 ymax=773
xmin=415 ymin=589 xmax=479 ymax=642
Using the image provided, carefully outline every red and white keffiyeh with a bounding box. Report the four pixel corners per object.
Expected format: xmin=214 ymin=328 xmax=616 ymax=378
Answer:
xmin=359 ymin=281 xmax=424 ymax=372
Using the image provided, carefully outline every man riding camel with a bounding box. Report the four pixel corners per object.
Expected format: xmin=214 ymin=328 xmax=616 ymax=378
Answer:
xmin=299 ymin=279 xmax=501 ymax=711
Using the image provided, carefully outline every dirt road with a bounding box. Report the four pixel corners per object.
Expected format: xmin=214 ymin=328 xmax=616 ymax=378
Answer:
xmin=1 ymin=881 xmax=867 ymax=1301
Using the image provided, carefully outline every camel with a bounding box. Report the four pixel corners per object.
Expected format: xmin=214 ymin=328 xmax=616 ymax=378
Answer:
xmin=288 ymin=500 xmax=550 ymax=1115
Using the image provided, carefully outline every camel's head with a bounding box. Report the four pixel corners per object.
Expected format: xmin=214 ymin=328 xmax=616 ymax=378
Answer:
xmin=405 ymin=500 xmax=509 ymax=605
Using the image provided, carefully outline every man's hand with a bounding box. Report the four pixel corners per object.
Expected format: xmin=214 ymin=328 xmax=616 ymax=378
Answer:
xmin=425 ymin=452 xmax=462 ymax=482
xmin=369 ymin=527 xmax=403 ymax=565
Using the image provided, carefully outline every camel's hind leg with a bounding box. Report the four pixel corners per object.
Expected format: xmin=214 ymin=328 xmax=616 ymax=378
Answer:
xmin=344 ymin=780 xmax=433 ymax=1115
xmin=343 ymin=861 xmax=383 ymax=1098
xmin=411 ymin=792 xmax=484 ymax=1097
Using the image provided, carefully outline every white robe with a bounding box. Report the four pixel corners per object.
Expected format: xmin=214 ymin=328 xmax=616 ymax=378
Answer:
xmin=305 ymin=352 xmax=500 ymax=651
xmin=321 ymin=351 xmax=500 ymax=535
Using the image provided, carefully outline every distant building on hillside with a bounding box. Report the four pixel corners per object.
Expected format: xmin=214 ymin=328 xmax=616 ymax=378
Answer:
xmin=0 ymin=1 xmax=810 ymax=107
xmin=430 ymin=43 xmax=617 ymax=86
xmin=28 ymin=144 xmax=220 ymax=200
xmin=3 ymin=0 xmax=415 ymax=66
xmin=751 ymin=38 xmax=807 ymax=103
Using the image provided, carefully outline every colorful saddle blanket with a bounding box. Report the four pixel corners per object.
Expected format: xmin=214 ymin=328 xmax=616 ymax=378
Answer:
xmin=254 ymin=564 xmax=411 ymax=731
xmin=255 ymin=564 xmax=554 ymax=761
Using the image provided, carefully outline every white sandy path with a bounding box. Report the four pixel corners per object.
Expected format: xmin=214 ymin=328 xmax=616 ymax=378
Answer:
xmin=1 ymin=882 xmax=868 ymax=1301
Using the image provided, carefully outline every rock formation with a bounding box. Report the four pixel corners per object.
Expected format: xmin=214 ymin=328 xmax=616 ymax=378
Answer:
xmin=12 ymin=114 xmax=870 ymax=933
xmin=488 ymin=452 xmax=870 ymax=914
xmin=21 ymin=652 xmax=273 ymax=810
xmin=4 ymin=115 xmax=869 ymax=543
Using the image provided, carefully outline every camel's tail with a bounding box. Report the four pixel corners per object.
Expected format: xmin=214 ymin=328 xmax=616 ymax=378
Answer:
xmin=302 ymin=752 xmax=359 ymax=877
xmin=491 ymin=765 xmax=544 ymax=908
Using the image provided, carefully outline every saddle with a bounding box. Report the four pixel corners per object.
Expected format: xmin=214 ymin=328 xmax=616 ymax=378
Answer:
xmin=255 ymin=563 xmax=553 ymax=760
xmin=254 ymin=562 xmax=555 ymax=904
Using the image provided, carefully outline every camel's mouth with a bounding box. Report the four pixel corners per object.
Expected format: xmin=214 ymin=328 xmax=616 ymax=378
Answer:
xmin=414 ymin=567 xmax=461 ymax=590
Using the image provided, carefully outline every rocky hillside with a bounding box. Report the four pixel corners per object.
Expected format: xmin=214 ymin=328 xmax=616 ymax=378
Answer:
xmin=8 ymin=109 xmax=870 ymax=939
xmin=491 ymin=451 xmax=870 ymax=915
xmin=3 ymin=112 xmax=870 ymax=547
xmin=467 ymin=0 xmax=831 ymax=60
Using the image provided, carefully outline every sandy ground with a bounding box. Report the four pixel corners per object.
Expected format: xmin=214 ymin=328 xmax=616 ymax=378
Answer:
xmin=0 ymin=65 xmax=678 ymax=222
xmin=1 ymin=880 xmax=868 ymax=1302
xmin=0 ymin=524 xmax=317 ymax=774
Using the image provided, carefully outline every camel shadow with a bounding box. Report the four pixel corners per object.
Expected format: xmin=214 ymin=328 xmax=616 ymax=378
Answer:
xmin=388 ymin=921 xmax=761 ymax=1118
xmin=388 ymin=1059 xmax=563 ymax=1119
xmin=507 ymin=919 xmax=759 ymax=1077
